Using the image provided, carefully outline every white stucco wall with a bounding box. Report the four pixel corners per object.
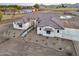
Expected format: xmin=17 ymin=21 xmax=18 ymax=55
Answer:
xmin=37 ymin=26 xmax=63 ymax=37
xmin=54 ymin=29 xmax=63 ymax=37
xmin=13 ymin=22 xmax=32 ymax=30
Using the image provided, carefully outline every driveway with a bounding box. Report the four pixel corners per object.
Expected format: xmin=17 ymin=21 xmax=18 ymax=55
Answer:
xmin=62 ymin=28 xmax=79 ymax=41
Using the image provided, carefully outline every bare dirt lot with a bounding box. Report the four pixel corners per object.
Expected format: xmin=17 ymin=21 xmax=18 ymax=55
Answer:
xmin=0 ymin=36 xmax=76 ymax=56
xmin=62 ymin=16 xmax=79 ymax=29
xmin=0 ymin=24 xmax=76 ymax=55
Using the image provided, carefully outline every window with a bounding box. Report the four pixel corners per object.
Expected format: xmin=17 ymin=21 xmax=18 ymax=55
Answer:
xmin=57 ymin=30 xmax=59 ymax=33
xmin=40 ymin=28 xmax=41 ymax=30
xmin=18 ymin=23 xmax=22 ymax=28
xmin=46 ymin=31 xmax=51 ymax=34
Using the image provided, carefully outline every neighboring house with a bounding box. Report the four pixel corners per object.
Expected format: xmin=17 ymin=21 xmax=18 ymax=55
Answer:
xmin=13 ymin=17 xmax=34 ymax=30
xmin=37 ymin=15 xmax=64 ymax=37
xmin=19 ymin=9 xmax=33 ymax=14
xmin=4 ymin=11 xmax=14 ymax=15
xmin=4 ymin=10 xmax=19 ymax=15
xmin=3 ymin=9 xmax=19 ymax=15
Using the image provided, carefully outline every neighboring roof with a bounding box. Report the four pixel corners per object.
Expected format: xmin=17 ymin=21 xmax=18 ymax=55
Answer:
xmin=21 ymin=9 xmax=33 ymax=13
xmin=13 ymin=16 xmax=30 ymax=24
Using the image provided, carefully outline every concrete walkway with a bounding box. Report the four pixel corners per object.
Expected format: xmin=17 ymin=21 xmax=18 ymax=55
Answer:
xmin=61 ymin=28 xmax=79 ymax=41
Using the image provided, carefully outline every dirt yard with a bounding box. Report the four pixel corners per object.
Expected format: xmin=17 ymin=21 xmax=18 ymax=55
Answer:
xmin=62 ymin=16 xmax=79 ymax=29
xmin=0 ymin=23 xmax=76 ymax=55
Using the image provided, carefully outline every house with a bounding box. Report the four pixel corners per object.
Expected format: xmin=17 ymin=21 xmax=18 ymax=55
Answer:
xmin=37 ymin=14 xmax=64 ymax=37
xmin=13 ymin=17 xmax=34 ymax=30
xmin=3 ymin=8 xmax=19 ymax=15
xmin=19 ymin=9 xmax=33 ymax=14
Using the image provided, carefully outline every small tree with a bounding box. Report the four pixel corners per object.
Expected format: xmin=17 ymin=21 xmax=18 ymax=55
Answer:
xmin=33 ymin=4 xmax=40 ymax=9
